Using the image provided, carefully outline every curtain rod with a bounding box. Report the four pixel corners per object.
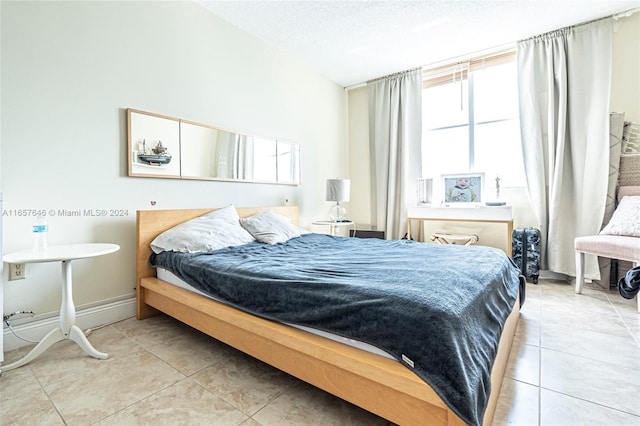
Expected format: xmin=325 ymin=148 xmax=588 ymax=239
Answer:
xmin=343 ymin=42 xmax=514 ymax=91
xmin=613 ymin=7 xmax=639 ymax=20
xmin=344 ymin=7 xmax=639 ymax=92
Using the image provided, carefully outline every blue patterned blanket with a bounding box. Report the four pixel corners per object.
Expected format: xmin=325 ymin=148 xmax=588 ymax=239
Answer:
xmin=150 ymin=233 xmax=520 ymax=425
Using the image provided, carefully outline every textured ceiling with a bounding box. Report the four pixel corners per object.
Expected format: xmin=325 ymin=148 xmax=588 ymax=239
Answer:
xmin=197 ymin=0 xmax=639 ymax=87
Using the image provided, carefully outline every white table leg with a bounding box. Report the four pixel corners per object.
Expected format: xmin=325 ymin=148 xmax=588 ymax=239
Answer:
xmin=62 ymin=260 xmax=108 ymax=359
xmin=0 ymin=259 xmax=108 ymax=374
xmin=69 ymin=325 xmax=108 ymax=359
xmin=60 ymin=260 xmax=76 ymax=336
xmin=0 ymin=327 xmax=65 ymax=373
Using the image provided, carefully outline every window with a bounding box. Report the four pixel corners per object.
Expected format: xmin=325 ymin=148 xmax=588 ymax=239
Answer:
xmin=421 ymin=50 xmax=526 ymax=193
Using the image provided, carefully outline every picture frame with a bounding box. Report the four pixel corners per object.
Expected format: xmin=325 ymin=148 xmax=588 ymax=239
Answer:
xmin=441 ymin=172 xmax=484 ymax=204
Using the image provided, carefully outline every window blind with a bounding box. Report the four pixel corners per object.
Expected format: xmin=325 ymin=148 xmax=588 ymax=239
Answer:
xmin=422 ymin=49 xmax=516 ymax=88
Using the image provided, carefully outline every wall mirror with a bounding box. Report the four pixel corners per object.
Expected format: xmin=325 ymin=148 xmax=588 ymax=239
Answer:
xmin=127 ymin=108 xmax=301 ymax=185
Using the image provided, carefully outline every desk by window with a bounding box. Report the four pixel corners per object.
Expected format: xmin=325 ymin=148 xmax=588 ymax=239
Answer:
xmin=407 ymin=205 xmax=513 ymax=254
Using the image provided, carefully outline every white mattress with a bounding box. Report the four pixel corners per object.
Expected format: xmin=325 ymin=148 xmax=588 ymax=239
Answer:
xmin=157 ymin=268 xmax=394 ymax=359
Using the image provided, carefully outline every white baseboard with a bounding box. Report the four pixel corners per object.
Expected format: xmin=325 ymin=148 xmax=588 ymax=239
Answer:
xmin=3 ymin=297 xmax=136 ymax=351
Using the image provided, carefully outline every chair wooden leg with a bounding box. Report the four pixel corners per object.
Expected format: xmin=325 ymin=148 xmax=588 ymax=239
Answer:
xmin=575 ymin=251 xmax=585 ymax=294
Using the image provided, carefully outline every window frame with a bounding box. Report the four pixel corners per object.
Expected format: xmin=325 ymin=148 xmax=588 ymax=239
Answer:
xmin=421 ymin=48 xmax=523 ymax=186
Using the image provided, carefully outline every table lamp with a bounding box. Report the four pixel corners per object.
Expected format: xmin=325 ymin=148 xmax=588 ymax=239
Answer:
xmin=326 ymin=178 xmax=350 ymax=222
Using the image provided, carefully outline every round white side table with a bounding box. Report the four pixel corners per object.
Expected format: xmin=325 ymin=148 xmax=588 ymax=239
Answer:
xmin=312 ymin=220 xmax=354 ymax=236
xmin=1 ymin=243 xmax=120 ymax=374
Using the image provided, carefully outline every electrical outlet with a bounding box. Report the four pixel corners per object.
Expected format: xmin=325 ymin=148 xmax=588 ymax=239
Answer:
xmin=9 ymin=263 xmax=26 ymax=281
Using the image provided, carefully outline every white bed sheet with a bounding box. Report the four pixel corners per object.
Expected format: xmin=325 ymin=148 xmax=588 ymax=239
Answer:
xmin=157 ymin=267 xmax=394 ymax=359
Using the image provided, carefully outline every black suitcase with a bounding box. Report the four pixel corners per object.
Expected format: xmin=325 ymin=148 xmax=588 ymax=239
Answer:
xmin=512 ymin=227 xmax=541 ymax=284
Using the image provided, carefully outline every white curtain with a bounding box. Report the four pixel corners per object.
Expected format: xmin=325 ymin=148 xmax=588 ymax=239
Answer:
xmin=517 ymin=18 xmax=613 ymax=278
xmin=368 ymin=69 xmax=422 ymax=240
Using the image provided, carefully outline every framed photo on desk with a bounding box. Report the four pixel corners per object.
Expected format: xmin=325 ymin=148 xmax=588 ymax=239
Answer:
xmin=442 ymin=172 xmax=484 ymax=204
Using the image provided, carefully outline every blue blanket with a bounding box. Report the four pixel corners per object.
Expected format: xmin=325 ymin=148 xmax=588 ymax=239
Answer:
xmin=150 ymin=233 xmax=520 ymax=425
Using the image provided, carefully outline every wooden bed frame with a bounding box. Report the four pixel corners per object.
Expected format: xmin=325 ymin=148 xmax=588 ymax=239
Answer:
xmin=136 ymin=206 xmax=520 ymax=425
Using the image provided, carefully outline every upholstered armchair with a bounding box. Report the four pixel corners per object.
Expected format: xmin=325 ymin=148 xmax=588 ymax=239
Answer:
xmin=575 ymin=186 xmax=640 ymax=312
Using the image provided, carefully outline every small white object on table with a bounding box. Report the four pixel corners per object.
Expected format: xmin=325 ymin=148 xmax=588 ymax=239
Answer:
xmin=1 ymin=243 xmax=120 ymax=373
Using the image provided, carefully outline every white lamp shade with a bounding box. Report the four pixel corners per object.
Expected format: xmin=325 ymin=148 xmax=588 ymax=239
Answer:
xmin=326 ymin=179 xmax=350 ymax=202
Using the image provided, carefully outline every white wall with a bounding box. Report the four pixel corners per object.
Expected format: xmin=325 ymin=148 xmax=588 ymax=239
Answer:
xmin=611 ymin=12 xmax=640 ymax=123
xmin=1 ymin=1 xmax=348 ymax=320
xmin=347 ymin=86 xmax=371 ymax=226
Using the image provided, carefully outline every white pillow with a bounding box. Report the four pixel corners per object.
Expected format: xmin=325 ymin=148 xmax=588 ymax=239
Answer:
xmin=240 ymin=210 xmax=303 ymax=244
xmin=151 ymin=205 xmax=255 ymax=253
xmin=600 ymin=196 xmax=640 ymax=237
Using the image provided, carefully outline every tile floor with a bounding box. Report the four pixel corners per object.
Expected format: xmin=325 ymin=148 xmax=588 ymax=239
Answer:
xmin=1 ymin=279 xmax=639 ymax=425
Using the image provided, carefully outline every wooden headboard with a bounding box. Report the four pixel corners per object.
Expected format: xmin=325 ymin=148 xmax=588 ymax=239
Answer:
xmin=136 ymin=206 xmax=299 ymax=315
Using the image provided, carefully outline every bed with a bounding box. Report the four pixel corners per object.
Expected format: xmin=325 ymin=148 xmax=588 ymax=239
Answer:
xmin=136 ymin=206 xmax=521 ymax=425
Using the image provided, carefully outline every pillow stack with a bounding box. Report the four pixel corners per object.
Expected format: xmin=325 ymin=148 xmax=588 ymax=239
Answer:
xmin=151 ymin=205 xmax=307 ymax=253
xmin=150 ymin=205 xmax=254 ymax=254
